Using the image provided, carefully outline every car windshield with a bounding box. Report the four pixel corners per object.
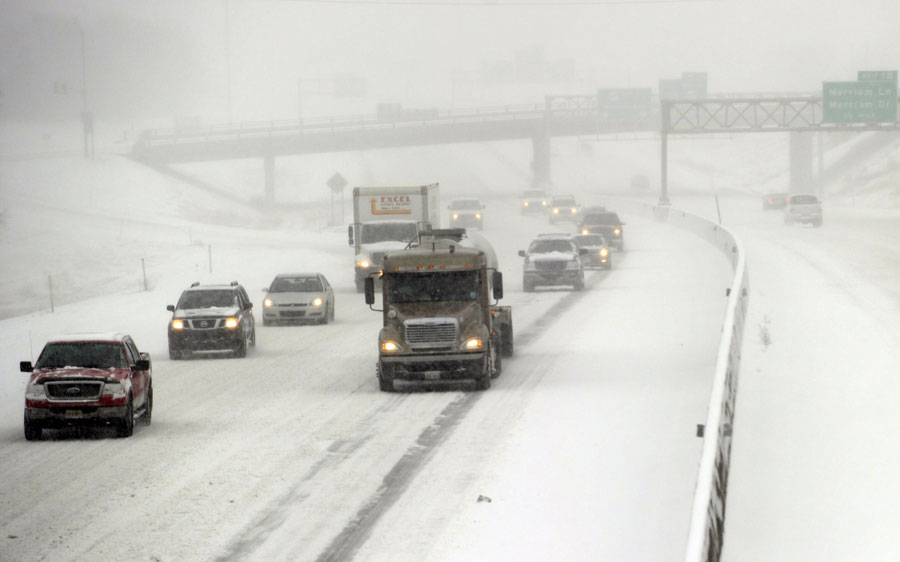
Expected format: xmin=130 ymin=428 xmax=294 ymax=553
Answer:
xmin=270 ymin=276 xmax=323 ymax=293
xmin=35 ymin=342 xmax=127 ymax=369
xmin=529 ymin=239 xmax=574 ymax=253
xmin=575 ymin=235 xmax=605 ymax=247
xmin=360 ymin=222 xmax=419 ymax=244
xmin=553 ymin=198 xmax=575 ymax=207
xmin=582 ymin=212 xmax=620 ymax=225
xmin=523 ymin=190 xmax=546 ymax=199
xmin=790 ymin=195 xmax=819 ymax=204
xmin=178 ymin=289 xmax=236 ymax=309
xmin=387 ymin=271 xmax=480 ymax=303
xmin=450 ymin=200 xmax=481 ymax=210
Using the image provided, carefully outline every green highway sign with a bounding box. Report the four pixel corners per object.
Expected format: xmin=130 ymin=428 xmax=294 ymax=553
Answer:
xmin=823 ymin=80 xmax=897 ymax=123
xmin=858 ymin=70 xmax=897 ymax=83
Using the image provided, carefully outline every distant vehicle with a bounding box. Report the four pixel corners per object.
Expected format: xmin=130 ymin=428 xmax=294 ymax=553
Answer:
xmin=784 ymin=194 xmax=823 ymax=227
xmin=630 ymin=174 xmax=651 ymax=190
xmin=20 ymin=333 xmax=153 ymax=440
xmin=447 ymin=198 xmax=485 ymax=230
xmin=519 ymin=233 xmax=586 ymax=292
xmin=578 ymin=208 xmax=625 ymax=251
xmin=167 ymin=281 xmax=256 ymax=359
xmin=521 ymin=189 xmax=549 ymax=214
xmin=548 ymin=194 xmax=580 ymax=224
xmin=763 ymin=192 xmax=789 ymax=210
xmin=574 ymin=233 xmax=612 ymax=270
xmin=262 ymin=273 xmax=335 ymax=325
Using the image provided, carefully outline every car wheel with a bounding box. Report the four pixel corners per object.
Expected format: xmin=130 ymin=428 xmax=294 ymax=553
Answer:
xmin=140 ymin=384 xmax=153 ymax=426
xmin=320 ymin=304 xmax=330 ymax=325
xmin=377 ymin=362 xmax=395 ymax=392
xmin=250 ymin=326 xmax=256 ymax=347
xmin=329 ymin=301 xmax=336 ymax=321
xmin=24 ymin=416 xmax=42 ymax=441
xmin=116 ymin=395 xmax=134 ymax=438
xmin=234 ymin=335 xmax=247 ymax=358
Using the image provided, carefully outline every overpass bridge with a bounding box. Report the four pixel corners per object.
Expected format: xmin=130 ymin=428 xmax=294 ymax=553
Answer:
xmin=131 ymin=96 xmax=657 ymax=202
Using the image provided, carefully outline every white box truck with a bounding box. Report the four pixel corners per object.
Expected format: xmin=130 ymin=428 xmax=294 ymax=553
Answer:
xmin=348 ymin=184 xmax=440 ymax=292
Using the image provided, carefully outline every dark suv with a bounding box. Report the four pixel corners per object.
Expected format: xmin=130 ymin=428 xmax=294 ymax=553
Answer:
xmin=578 ymin=208 xmax=625 ymax=251
xmin=167 ymin=281 xmax=256 ymax=359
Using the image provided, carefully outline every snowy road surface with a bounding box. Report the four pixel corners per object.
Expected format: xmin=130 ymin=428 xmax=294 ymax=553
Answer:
xmin=0 ymin=190 xmax=730 ymax=561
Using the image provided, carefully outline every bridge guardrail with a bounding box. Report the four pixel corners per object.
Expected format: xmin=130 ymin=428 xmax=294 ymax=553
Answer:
xmin=603 ymin=197 xmax=749 ymax=562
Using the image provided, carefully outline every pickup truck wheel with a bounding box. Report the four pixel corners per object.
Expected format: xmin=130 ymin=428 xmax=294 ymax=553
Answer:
xmin=377 ymin=362 xmax=395 ymax=392
xmin=24 ymin=417 xmax=42 ymax=441
xmin=140 ymin=384 xmax=153 ymax=426
xmin=116 ymin=395 xmax=134 ymax=438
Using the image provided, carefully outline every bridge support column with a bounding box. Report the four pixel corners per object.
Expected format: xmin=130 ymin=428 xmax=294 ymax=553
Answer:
xmin=789 ymin=132 xmax=814 ymax=195
xmin=264 ymin=153 xmax=275 ymax=205
xmin=531 ymin=134 xmax=551 ymax=188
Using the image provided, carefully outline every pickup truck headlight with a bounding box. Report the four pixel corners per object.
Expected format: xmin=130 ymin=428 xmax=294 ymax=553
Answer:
xmin=566 ymin=257 xmax=581 ymax=270
xmin=581 ymin=227 xmax=590 ymax=235
xmin=224 ymin=317 xmax=239 ymax=329
xmin=381 ymin=340 xmax=401 ymax=352
xmin=25 ymin=383 xmax=46 ymax=399
xmin=463 ymin=338 xmax=483 ymax=350
xmin=357 ymin=260 xmax=370 ymax=269
xmin=171 ymin=319 xmax=184 ymax=330
xmin=102 ymin=382 xmax=126 ymax=399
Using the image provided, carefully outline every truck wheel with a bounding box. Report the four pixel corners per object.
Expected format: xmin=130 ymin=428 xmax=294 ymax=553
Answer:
xmin=377 ymin=362 xmax=395 ymax=392
xmin=490 ymin=341 xmax=502 ymax=379
xmin=24 ymin=416 xmax=42 ymax=441
xmin=116 ymin=395 xmax=134 ymax=438
xmin=501 ymin=324 xmax=514 ymax=357
xmin=140 ymin=384 xmax=153 ymax=426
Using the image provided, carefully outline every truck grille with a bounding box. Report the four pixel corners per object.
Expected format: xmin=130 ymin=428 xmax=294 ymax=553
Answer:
xmin=535 ymin=260 xmax=567 ymax=272
xmin=45 ymin=381 xmax=104 ymax=401
xmin=404 ymin=318 xmax=459 ymax=348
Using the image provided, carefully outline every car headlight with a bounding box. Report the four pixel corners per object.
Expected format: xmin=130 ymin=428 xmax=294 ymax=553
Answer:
xmin=614 ymin=228 xmax=621 ymax=236
xmin=25 ymin=383 xmax=46 ymax=399
xmin=475 ymin=213 xmax=481 ymax=220
xmin=571 ymin=208 xmax=578 ymax=214
xmin=357 ymin=259 xmax=370 ymax=269
xmin=225 ymin=317 xmax=239 ymax=329
xmin=312 ymin=297 xmax=323 ymax=307
xmin=523 ymin=201 xmax=529 ymax=207
xmin=452 ymin=213 xmax=459 ymax=220
xmin=264 ymin=298 xmax=274 ymax=308
xmin=381 ymin=340 xmax=400 ymax=352
xmin=541 ymin=200 xmax=548 ymax=207
xmin=463 ymin=337 xmax=483 ymax=350
xmin=102 ymin=381 xmax=126 ymax=399
xmin=171 ymin=319 xmax=184 ymax=330
xmin=581 ymin=228 xmax=589 ymax=235
xmin=553 ymin=208 xmax=559 ymax=214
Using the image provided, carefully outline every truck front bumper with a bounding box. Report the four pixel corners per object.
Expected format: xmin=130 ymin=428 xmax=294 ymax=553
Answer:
xmin=381 ymin=352 xmax=486 ymax=381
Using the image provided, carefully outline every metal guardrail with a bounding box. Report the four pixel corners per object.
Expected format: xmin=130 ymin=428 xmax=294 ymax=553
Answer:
xmin=603 ymin=198 xmax=749 ymax=562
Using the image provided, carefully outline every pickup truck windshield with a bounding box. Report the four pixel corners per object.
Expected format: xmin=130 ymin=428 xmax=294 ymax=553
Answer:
xmin=35 ymin=342 xmax=127 ymax=369
xmin=178 ymin=290 xmax=236 ymax=309
xmin=361 ymin=222 xmax=418 ymax=244
xmin=387 ymin=271 xmax=480 ymax=303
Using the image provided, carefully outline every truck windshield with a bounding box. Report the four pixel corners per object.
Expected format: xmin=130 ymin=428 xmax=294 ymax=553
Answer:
xmin=35 ymin=342 xmax=127 ymax=369
xmin=387 ymin=271 xmax=480 ymax=303
xmin=361 ymin=222 xmax=418 ymax=244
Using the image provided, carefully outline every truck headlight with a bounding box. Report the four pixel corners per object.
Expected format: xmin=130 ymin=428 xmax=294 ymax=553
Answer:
xmin=523 ymin=201 xmax=529 ymax=207
xmin=102 ymin=381 xmax=126 ymax=399
xmin=381 ymin=340 xmax=400 ymax=352
xmin=581 ymin=228 xmax=589 ymax=235
xmin=357 ymin=260 xmax=370 ymax=269
xmin=452 ymin=213 xmax=459 ymax=220
xmin=312 ymin=297 xmax=323 ymax=307
xmin=475 ymin=213 xmax=482 ymax=220
xmin=171 ymin=319 xmax=184 ymax=330
xmin=225 ymin=317 xmax=239 ymax=329
xmin=25 ymin=383 xmax=46 ymax=399
xmin=566 ymin=258 xmax=580 ymax=270
xmin=600 ymin=248 xmax=609 ymax=257
xmin=264 ymin=298 xmax=274 ymax=308
xmin=463 ymin=338 xmax=483 ymax=350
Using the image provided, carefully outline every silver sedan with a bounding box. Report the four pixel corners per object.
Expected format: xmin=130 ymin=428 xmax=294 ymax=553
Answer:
xmin=262 ymin=273 xmax=335 ymax=325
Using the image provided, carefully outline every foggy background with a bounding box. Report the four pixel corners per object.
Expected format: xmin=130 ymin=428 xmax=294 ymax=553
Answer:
xmin=2 ymin=0 xmax=898 ymax=127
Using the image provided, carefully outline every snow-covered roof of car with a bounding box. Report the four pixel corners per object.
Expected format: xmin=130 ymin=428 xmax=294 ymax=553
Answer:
xmin=273 ymin=273 xmax=321 ymax=278
xmin=46 ymin=332 xmax=128 ymax=343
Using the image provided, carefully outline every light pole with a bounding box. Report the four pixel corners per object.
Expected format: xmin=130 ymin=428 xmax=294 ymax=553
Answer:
xmin=77 ymin=19 xmax=93 ymax=159
xmin=224 ymin=0 xmax=233 ymax=123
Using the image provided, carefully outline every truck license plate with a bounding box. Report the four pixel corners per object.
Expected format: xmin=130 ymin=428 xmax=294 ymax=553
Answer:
xmin=65 ymin=410 xmax=83 ymax=419
xmin=424 ymin=371 xmax=441 ymax=381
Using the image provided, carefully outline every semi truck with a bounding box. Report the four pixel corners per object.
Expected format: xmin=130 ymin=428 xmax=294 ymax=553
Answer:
xmin=364 ymin=228 xmax=513 ymax=392
xmin=349 ymin=184 xmax=441 ymax=292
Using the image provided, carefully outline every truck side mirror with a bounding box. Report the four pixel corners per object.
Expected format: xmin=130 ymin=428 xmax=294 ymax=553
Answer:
xmin=348 ymin=225 xmax=354 ymax=246
xmin=492 ymin=271 xmax=504 ymax=300
xmin=166 ymin=304 xmax=175 ymax=312
xmin=364 ymin=277 xmax=376 ymax=305
xmin=518 ymin=250 xmax=526 ymax=257
xmin=579 ymin=248 xmax=589 ymax=255
xmin=20 ymin=361 xmax=33 ymax=373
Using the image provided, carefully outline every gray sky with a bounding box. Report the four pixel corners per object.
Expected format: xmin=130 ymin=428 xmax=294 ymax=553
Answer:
xmin=2 ymin=0 xmax=899 ymax=123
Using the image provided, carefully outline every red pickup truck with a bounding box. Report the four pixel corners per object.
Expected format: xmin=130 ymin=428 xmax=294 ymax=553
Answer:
xmin=20 ymin=333 xmax=153 ymax=440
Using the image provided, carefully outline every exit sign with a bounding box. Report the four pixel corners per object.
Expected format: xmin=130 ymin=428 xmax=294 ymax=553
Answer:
xmin=858 ymin=70 xmax=897 ymax=83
